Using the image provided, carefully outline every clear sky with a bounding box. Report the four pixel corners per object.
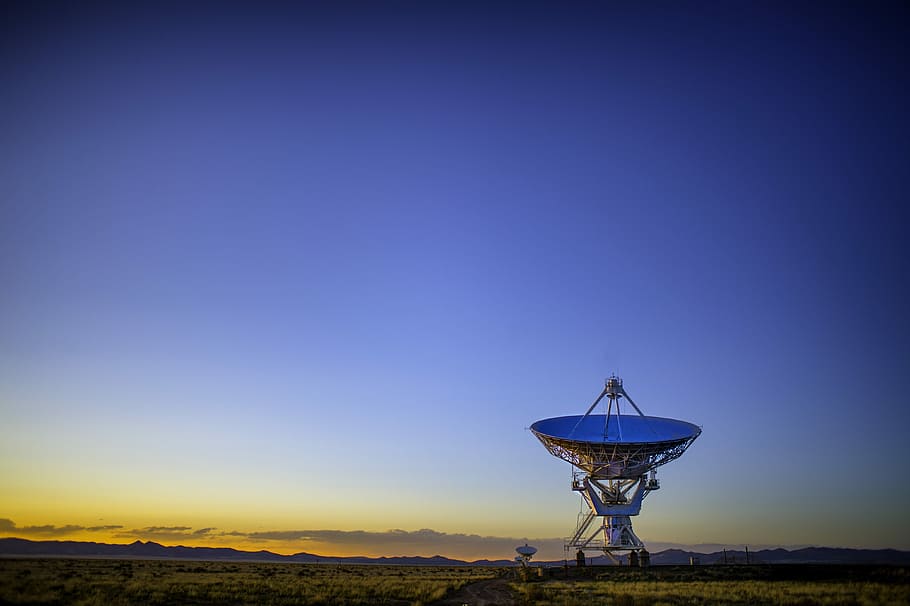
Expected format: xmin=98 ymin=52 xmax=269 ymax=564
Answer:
xmin=1 ymin=2 xmax=908 ymax=561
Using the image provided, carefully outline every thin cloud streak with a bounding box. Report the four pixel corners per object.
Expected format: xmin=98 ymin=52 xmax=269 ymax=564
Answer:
xmin=114 ymin=526 xmax=208 ymax=543
xmin=226 ymin=527 xmax=566 ymax=559
xmin=0 ymin=518 xmax=123 ymax=536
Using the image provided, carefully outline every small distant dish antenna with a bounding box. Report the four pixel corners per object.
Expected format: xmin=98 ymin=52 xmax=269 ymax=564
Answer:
xmin=530 ymin=376 xmax=701 ymax=561
xmin=515 ymin=543 xmax=537 ymax=567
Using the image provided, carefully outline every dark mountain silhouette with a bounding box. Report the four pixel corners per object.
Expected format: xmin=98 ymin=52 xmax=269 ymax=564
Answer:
xmin=0 ymin=538 xmax=512 ymax=565
xmin=0 ymin=538 xmax=293 ymax=562
xmin=1 ymin=537 xmax=908 ymax=566
xmin=635 ymin=547 xmax=910 ymax=566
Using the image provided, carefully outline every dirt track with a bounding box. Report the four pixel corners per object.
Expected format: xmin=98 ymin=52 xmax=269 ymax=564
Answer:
xmin=429 ymin=578 xmax=515 ymax=606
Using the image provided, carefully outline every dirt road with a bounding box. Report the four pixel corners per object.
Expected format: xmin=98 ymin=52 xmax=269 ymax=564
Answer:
xmin=429 ymin=578 xmax=516 ymax=606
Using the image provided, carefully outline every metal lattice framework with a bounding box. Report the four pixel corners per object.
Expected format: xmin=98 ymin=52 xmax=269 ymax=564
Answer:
xmin=533 ymin=433 xmax=698 ymax=479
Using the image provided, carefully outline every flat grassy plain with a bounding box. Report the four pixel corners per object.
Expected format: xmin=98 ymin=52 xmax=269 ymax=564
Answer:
xmin=0 ymin=558 xmax=501 ymax=605
xmin=2 ymin=559 xmax=909 ymax=605
xmin=512 ymin=565 xmax=910 ymax=606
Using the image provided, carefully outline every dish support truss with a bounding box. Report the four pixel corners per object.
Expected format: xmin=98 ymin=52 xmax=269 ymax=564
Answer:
xmin=567 ymin=473 xmax=658 ymax=557
xmin=537 ymin=434 xmax=697 ymax=480
xmin=559 ymin=377 xmax=698 ymax=558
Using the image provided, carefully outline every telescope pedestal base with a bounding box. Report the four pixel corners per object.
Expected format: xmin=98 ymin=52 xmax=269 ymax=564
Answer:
xmin=567 ymin=511 xmax=645 ymax=556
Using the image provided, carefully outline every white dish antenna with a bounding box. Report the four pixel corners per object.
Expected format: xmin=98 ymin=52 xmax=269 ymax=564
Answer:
xmin=530 ymin=376 xmax=700 ymax=559
xmin=515 ymin=543 xmax=537 ymax=566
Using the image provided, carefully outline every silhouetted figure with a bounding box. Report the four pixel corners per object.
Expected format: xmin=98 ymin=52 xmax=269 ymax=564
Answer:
xmin=576 ymin=549 xmax=585 ymax=567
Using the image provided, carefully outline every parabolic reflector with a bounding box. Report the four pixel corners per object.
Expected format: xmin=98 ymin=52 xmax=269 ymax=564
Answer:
xmin=530 ymin=414 xmax=701 ymax=479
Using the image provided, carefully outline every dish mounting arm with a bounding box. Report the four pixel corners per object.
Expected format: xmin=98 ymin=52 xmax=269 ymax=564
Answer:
xmin=620 ymin=385 xmax=647 ymax=418
xmin=569 ymin=384 xmax=610 ymax=437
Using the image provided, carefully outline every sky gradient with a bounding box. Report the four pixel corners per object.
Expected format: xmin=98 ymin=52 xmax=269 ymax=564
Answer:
xmin=2 ymin=2 xmax=909 ymax=561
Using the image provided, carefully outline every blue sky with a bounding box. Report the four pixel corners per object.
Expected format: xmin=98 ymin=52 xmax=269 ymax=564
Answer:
xmin=1 ymin=2 xmax=908 ymax=560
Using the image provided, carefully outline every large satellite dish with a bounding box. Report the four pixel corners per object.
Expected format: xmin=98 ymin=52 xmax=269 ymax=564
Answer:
xmin=530 ymin=376 xmax=701 ymax=560
xmin=514 ymin=544 xmax=537 ymax=567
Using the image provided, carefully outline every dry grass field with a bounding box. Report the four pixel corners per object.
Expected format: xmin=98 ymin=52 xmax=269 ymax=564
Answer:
xmin=513 ymin=579 xmax=910 ymax=606
xmin=512 ymin=565 xmax=910 ymax=606
xmin=2 ymin=559 xmax=909 ymax=606
xmin=0 ymin=558 xmax=500 ymax=605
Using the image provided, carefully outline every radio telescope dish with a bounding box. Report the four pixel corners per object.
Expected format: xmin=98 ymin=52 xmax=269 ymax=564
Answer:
xmin=515 ymin=544 xmax=537 ymax=567
xmin=531 ymin=414 xmax=700 ymax=479
xmin=530 ymin=376 xmax=701 ymax=560
xmin=516 ymin=544 xmax=537 ymax=557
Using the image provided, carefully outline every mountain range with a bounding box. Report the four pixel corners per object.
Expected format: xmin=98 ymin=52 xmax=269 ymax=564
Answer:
xmin=2 ymin=537 xmax=908 ymax=566
xmin=0 ymin=538 xmax=511 ymax=566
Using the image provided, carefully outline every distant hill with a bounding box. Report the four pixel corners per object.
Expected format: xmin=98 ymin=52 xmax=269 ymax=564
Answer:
xmin=643 ymin=546 xmax=910 ymax=566
xmin=0 ymin=538 xmax=512 ymax=566
xmin=1 ymin=537 xmax=908 ymax=566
